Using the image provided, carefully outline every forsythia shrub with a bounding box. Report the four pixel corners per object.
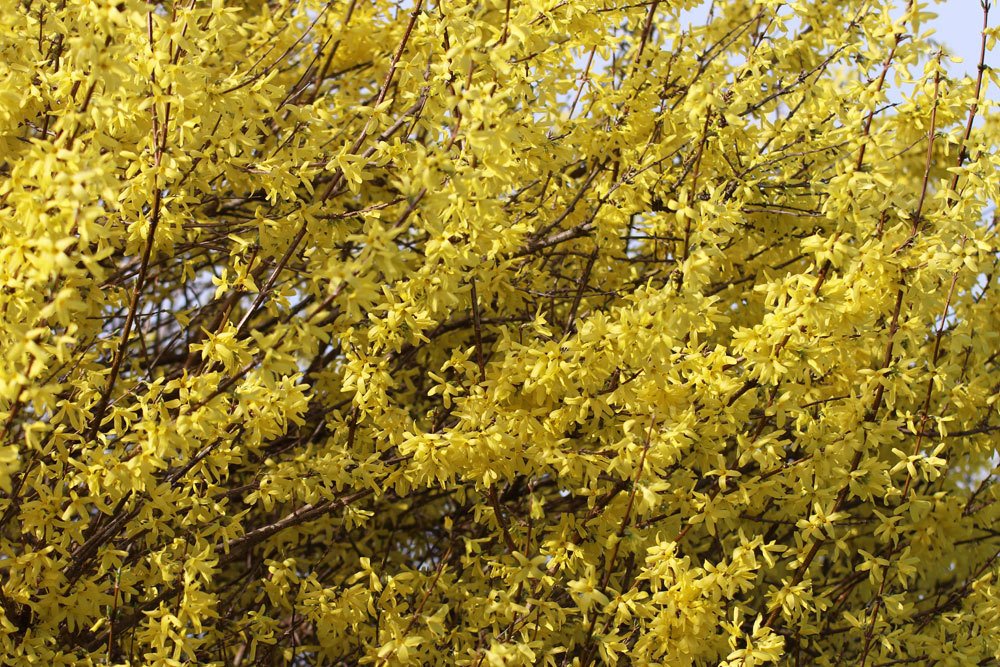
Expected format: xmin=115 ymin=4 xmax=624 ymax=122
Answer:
xmin=0 ymin=0 xmax=998 ymax=664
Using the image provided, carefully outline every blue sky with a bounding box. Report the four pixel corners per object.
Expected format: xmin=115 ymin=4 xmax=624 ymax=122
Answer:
xmin=928 ymin=0 xmax=994 ymax=77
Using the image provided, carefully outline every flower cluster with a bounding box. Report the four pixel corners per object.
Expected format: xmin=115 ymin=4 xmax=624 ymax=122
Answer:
xmin=0 ymin=0 xmax=998 ymax=664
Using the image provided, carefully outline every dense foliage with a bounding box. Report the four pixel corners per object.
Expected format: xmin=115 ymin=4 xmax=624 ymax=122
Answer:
xmin=1 ymin=0 xmax=999 ymax=664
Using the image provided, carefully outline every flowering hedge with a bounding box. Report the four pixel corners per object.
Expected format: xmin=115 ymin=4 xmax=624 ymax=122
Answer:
xmin=1 ymin=0 xmax=999 ymax=664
